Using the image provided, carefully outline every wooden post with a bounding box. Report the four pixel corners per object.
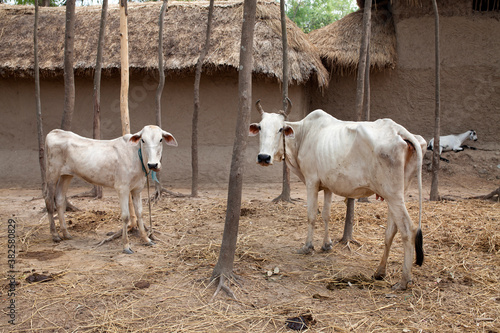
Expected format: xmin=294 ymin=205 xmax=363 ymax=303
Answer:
xmin=430 ymin=0 xmax=441 ymax=201
xmin=120 ymin=0 xmax=130 ymax=135
xmin=34 ymin=0 xmax=46 ymax=189
xmin=120 ymin=0 xmax=136 ymax=226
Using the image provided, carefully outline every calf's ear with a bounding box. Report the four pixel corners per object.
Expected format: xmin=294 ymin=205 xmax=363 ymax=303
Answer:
xmin=162 ymin=131 xmax=178 ymax=147
xmin=128 ymin=131 xmax=143 ymax=145
xmin=283 ymin=126 xmax=295 ymax=139
xmin=249 ymin=123 xmax=260 ymax=136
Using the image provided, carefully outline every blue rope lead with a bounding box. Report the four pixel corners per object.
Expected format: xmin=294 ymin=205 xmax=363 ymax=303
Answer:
xmin=139 ymin=148 xmax=160 ymax=184
xmin=138 ymin=147 xmax=148 ymax=176
xmin=138 ymin=147 xmax=154 ymax=238
xmin=151 ymin=171 xmax=160 ymax=184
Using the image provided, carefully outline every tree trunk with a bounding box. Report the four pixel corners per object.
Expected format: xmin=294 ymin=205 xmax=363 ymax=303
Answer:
xmin=155 ymin=0 xmax=167 ymax=129
xmin=355 ymin=0 xmax=371 ymax=121
xmin=91 ymin=0 xmax=108 ymax=199
xmin=34 ymin=0 xmax=45 ymax=189
xmin=61 ymin=0 xmax=76 ymax=131
xmin=362 ymin=34 xmax=370 ymax=121
xmin=192 ymin=0 xmax=215 ymax=197
xmin=211 ymin=0 xmax=257 ymax=298
xmin=153 ymin=0 xmax=168 ymax=199
xmin=429 ymin=0 xmax=441 ymax=201
xmin=341 ymin=198 xmax=355 ymax=241
xmin=341 ymin=0 xmax=372 ymax=244
xmin=120 ymin=0 xmax=130 ymax=135
xmin=273 ymin=0 xmax=292 ymax=203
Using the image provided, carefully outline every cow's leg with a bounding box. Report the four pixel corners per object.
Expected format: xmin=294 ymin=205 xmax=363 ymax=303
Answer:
xmin=321 ymin=190 xmax=333 ymax=251
xmin=55 ymin=175 xmax=73 ymax=240
xmin=298 ymin=183 xmax=319 ymax=254
xmin=386 ymin=200 xmax=416 ymax=290
xmin=374 ymin=210 xmax=397 ymax=281
xmin=131 ymin=189 xmax=154 ymax=246
xmin=119 ymin=191 xmax=134 ymax=254
xmin=45 ymin=178 xmax=61 ymax=242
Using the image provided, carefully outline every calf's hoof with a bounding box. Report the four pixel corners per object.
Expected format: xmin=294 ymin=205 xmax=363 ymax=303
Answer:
xmin=321 ymin=242 xmax=333 ymax=252
xmin=373 ymin=268 xmax=385 ymax=281
xmin=52 ymin=234 xmax=62 ymax=242
xmin=123 ymin=248 xmax=134 ymax=254
xmin=144 ymin=240 xmax=155 ymax=246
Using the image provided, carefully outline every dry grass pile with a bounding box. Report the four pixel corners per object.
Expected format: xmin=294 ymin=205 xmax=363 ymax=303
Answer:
xmin=1 ymin=191 xmax=499 ymax=332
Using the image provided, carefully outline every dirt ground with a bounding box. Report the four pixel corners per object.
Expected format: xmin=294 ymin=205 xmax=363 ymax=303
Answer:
xmin=1 ymin=149 xmax=499 ymax=332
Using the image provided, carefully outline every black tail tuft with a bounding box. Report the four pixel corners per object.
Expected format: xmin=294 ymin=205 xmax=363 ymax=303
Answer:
xmin=415 ymin=228 xmax=424 ymax=266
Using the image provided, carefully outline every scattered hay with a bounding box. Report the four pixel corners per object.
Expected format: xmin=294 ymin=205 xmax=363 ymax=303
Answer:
xmin=1 ymin=191 xmax=499 ymax=332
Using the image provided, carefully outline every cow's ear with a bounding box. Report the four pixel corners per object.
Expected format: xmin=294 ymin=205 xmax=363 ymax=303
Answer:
xmin=128 ymin=132 xmax=142 ymax=145
xmin=162 ymin=131 xmax=178 ymax=147
xmin=249 ymin=123 xmax=260 ymax=136
xmin=283 ymin=126 xmax=294 ymax=139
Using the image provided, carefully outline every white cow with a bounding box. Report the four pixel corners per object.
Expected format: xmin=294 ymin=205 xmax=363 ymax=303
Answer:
xmin=44 ymin=125 xmax=178 ymax=254
xmin=427 ymin=130 xmax=477 ymax=162
xmin=249 ymin=102 xmax=427 ymax=290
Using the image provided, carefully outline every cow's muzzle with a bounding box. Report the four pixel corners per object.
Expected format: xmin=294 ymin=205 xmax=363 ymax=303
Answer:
xmin=257 ymin=154 xmax=272 ymax=166
xmin=148 ymin=163 xmax=160 ymax=171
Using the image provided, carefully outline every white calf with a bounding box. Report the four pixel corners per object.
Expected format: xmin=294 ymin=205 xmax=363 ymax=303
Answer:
xmin=44 ymin=125 xmax=178 ymax=253
xmin=427 ymin=130 xmax=477 ymax=162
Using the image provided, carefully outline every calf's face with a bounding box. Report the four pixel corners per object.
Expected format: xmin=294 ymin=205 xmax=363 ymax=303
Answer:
xmin=469 ymin=130 xmax=478 ymax=141
xmin=249 ymin=113 xmax=294 ymax=166
xmin=129 ymin=125 xmax=178 ymax=172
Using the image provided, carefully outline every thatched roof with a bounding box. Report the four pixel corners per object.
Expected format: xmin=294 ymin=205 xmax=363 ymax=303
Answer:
xmin=308 ymin=8 xmax=396 ymax=74
xmin=0 ymin=1 xmax=328 ymax=87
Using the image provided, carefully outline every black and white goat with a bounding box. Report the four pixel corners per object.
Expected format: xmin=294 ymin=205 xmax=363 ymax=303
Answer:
xmin=427 ymin=130 xmax=478 ymax=162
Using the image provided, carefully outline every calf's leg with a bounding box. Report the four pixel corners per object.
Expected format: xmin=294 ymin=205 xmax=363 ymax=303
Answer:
xmin=119 ymin=191 xmax=134 ymax=254
xmin=131 ymin=189 xmax=154 ymax=246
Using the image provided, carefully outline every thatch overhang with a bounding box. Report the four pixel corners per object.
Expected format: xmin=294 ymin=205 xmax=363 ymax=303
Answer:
xmin=0 ymin=1 xmax=328 ymax=88
xmin=308 ymin=8 xmax=396 ymax=75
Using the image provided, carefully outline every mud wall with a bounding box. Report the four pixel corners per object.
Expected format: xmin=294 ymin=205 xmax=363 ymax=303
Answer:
xmin=0 ymin=73 xmax=308 ymax=188
xmin=310 ymin=13 xmax=500 ymax=145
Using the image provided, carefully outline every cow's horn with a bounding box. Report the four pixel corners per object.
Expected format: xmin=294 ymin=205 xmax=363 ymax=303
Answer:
xmin=255 ymin=99 xmax=264 ymax=116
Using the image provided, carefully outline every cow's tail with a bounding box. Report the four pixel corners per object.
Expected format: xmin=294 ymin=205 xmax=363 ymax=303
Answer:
xmin=399 ymin=128 xmax=424 ymax=267
xmin=414 ymin=135 xmax=424 ymax=266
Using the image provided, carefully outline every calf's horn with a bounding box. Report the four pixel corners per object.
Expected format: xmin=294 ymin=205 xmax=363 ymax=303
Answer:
xmin=284 ymin=97 xmax=292 ymax=117
xmin=255 ymin=99 xmax=265 ymax=116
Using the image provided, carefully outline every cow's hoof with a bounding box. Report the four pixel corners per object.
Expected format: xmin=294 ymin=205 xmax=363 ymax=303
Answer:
xmin=123 ymin=248 xmax=134 ymax=254
xmin=62 ymin=233 xmax=73 ymax=240
xmin=297 ymin=245 xmax=314 ymax=255
xmin=373 ymin=272 xmax=385 ymax=280
xmin=391 ymin=282 xmax=408 ymax=291
xmin=144 ymin=240 xmax=155 ymax=246
xmin=52 ymin=235 xmax=62 ymax=242
xmin=321 ymin=242 xmax=333 ymax=252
